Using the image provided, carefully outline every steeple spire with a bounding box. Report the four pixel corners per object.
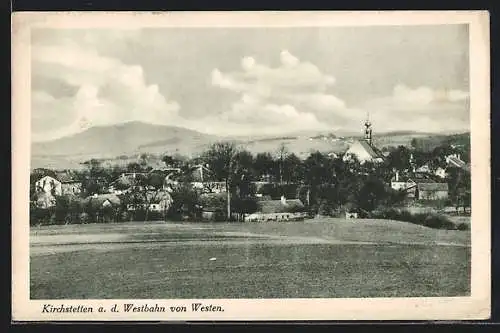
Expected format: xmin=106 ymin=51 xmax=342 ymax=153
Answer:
xmin=364 ymin=112 xmax=373 ymax=146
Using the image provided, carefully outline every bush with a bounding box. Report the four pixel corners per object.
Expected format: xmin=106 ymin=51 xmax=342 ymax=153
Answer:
xmin=79 ymin=212 xmax=91 ymax=224
xmin=422 ymin=214 xmax=455 ymax=229
xmin=372 ymin=208 xmax=456 ymax=230
xmin=456 ymin=222 xmax=470 ymax=231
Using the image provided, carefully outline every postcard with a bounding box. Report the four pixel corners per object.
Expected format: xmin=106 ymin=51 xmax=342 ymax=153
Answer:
xmin=12 ymin=10 xmax=490 ymax=321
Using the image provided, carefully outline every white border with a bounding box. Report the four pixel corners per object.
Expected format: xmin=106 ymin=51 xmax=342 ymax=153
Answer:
xmin=11 ymin=11 xmax=491 ymax=321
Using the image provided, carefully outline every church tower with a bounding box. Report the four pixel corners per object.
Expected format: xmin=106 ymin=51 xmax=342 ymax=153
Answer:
xmin=364 ymin=113 xmax=373 ymax=146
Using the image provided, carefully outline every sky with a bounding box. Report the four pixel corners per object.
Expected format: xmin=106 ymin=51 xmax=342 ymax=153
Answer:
xmin=31 ymin=25 xmax=470 ymax=142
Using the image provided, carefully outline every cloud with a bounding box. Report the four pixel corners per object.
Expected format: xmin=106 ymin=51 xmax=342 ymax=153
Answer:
xmin=362 ymin=84 xmax=470 ymax=132
xmin=390 ymin=84 xmax=469 ymax=106
xmin=31 ymin=36 xmax=180 ymax=141
xmin=209 ymin=50 xmax=347 ymax=134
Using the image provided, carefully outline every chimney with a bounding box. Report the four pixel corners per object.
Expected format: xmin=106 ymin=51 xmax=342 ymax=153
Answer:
xmin=395 ymin=171 xmax=399 ymax=182
xmin=281 ymin=195 xmax=286 ymax=204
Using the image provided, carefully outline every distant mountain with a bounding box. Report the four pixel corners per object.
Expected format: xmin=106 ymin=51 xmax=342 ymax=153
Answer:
xmin=31 ymin=121 xmax=219 ymax=158
xmin=31 ymin=121 xmax=470 ymax=170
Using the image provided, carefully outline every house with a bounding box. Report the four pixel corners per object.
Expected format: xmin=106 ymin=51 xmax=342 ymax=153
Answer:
xmin=343 ymin=117 xmax=384 ymax=164
xmin=35 ymin=175 xmax=62 ymax=196
xmin=390 ymin=171 xmax=416 ymax=191
xmin=153 ymin=168 xmax=182 ymax=191
xmin=34 ymin=173 xmax=83 ymax=196
xmin=83 ymin=194 xmax=121 ymax=222
xmin=415 ymin=162 xmax=448 ymax=179
xmin=244 ymin=196 xmax=308 ymax=222
xmin=108 ymin=172 xmax=160 ymax=194
xmin=56 ymin=172 xmax=83 ymax=195
xmin=415 ymin=164 xmax=431 ymax=173
xmin=345 ymin=212 xmax=358 ymax=219
xmin=328 ymin=152 xmax=338 ymax=158
xmin=148 ymin=191 xmax=173 ymax=213
xmin=125 ymin=190 xmax=173 ymax=213
xmin=434 ymin=167 xmax=448 ymax=179
xmin=415 ymin=181 xmax=449 ymax=200
xmin=446 ymin=154 xmax=471 ymax=172
xmin=189 ymin=164 xmax=226 ymax=193
xmin=108 ymin=173 xmax=139 ymax=194
xmin=83 ymin=193 xmax=121 ymax=210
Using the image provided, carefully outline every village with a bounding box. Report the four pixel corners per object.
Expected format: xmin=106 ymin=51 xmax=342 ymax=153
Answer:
xmin=29 ymin=119 xmax=471 ymax=230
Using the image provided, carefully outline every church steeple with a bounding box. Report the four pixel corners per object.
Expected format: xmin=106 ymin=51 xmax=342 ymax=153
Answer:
xmin=364 ymin=112 xmax=373 ymax=146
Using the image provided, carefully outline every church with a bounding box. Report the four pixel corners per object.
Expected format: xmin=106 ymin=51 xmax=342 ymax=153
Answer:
xmin=343 ymin=116 xmax=384 ymax=164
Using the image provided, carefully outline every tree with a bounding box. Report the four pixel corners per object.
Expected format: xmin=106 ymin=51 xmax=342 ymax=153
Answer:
xmin=127 ymin=162 xmax=143 ymax=173
xmin=304 ymin=151 xmax=334 ymax=187
xmin=447 ymin=167 xmax=471 ymax=213
xmin=356 ymin=177 xmax=388 ymax=212
xmin=204 ymin=141 xmax=239 ymax=221
xmin=283 ymin=153 xmax=304 ymax=184
xmin=168 ymin=183 xmax=201 ymax=220
xmin=386 ymin=145 xmax=412 ymax=171
xmin=131 ymin=172 xmax=168 ymax=221
xmin=162 ymin=155 xmax=178 ymax=167
xmin=82 ymin=178 xmax=105 ymax=196
xmin=254 ymin=152 xmax=275 ymax=180
xmin=275 ymin=143 xmax=289 ymax=184
xmin=232 ymin=150 xmax=255 ymax=198
xmin=302 ymin=152 xmax=338 ymax=213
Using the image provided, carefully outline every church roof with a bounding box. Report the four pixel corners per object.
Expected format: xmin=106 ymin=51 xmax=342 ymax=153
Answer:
xmin=357 ymin=140 xmax=384 ymax=159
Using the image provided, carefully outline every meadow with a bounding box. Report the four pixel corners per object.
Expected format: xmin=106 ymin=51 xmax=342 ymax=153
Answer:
xmin=30 ymin=218 xmax=470 ymax=299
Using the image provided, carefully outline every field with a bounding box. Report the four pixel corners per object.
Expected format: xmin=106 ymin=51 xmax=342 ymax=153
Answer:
xmin=30 ymin=218 xmax=470 ymax=299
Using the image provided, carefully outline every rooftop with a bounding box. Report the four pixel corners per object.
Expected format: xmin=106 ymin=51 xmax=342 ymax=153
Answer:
xmin=257 ymin=199 xmax=305 ymax=214
xmin=358 ymin=140 xmax=384 ymax=159
xmin=417 ymin=182 xmax=449 ymax=191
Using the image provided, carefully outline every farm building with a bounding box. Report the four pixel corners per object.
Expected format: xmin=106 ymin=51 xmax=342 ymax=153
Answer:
xmin=244 ymin=196 xmax=307 ymax=222
xmin=83 ymin=194 xmax=121 ymax=210
xmin=56 ymin=173 xmax=83 ymax=195
xmin=446 ymin=154 xmax=471 ymax=172
xmin=83 ymin=194 xmax=121 ymax=223
xmin=34 ymin=173 xmax=82 ymax=196
xmin=109 ymin=173 xmax=138 ymax=192
xmin=35 ymin=175 xmax=62 ymax=196
xmin=415 ymin=164 xmax=448 ymax=179
xmin=341 ymin=202 xmax=362 ymax=219
xmin=147 ymin=191 xmax=173 ymax=213
xmin=188 ymin=164 xmax=226 ymax=194
xmin=390 ymin=171 xmax=416 ymax=191
xmin=415 ymin=182 xmax=449 ymax=200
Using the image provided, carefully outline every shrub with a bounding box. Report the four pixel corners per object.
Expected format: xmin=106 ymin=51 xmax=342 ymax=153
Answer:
xmin=372 ymin=208 xmax=456 ymax=230
xmin=422 ymin=214 xmax=455 ymax=229
xmin=79 ymin=212 xmax=90 ymax=224
xmin=457 ymin=222 xmax=470 ymax=231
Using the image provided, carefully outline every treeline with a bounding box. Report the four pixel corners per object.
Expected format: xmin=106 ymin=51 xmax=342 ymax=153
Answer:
xmin=30 ymin=140 xmax=471 ymax=226
xmin=410 ymin=132 xmax=470 ymax=157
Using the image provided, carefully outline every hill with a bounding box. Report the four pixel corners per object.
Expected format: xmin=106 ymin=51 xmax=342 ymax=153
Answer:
xmin=31 ymin=122 xmax=469 ymax=170
xmin=409 ymin=132 xmax=470 ymax=152
xmin=32 ymin=121 xmax=219 ymax=159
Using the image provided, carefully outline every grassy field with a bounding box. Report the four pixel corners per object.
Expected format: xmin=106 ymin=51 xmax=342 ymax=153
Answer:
xmin=30 ymin=218 xmax=470 ymax=299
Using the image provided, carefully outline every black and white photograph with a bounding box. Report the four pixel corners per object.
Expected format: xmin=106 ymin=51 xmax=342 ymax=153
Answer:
xmin=12 ymin=11 xmax=490 ymax=321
